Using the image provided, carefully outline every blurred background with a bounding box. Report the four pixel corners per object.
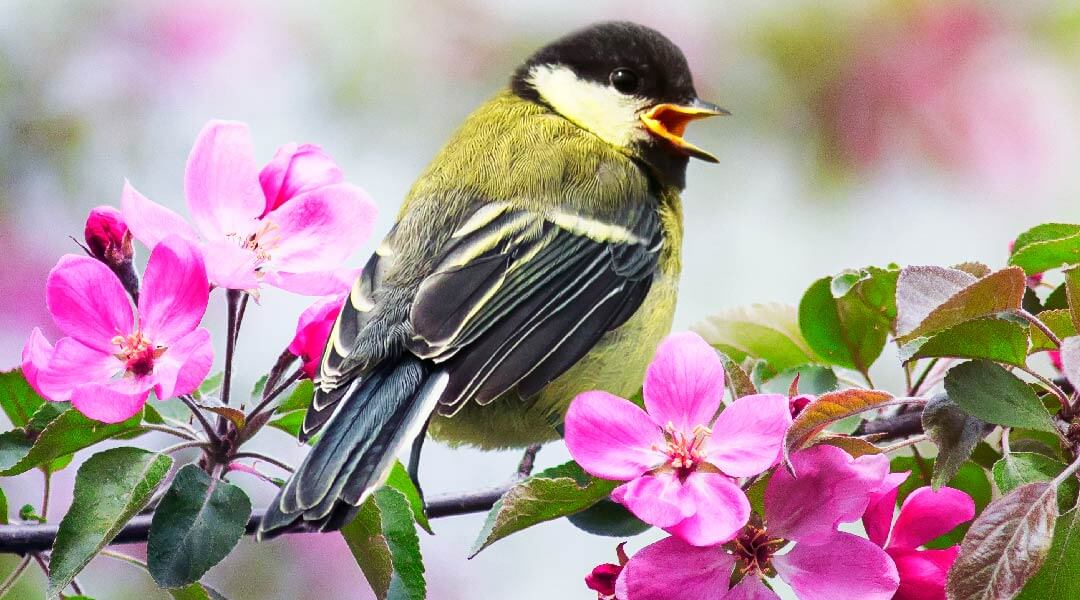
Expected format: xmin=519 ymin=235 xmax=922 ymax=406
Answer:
xmin=2 ymin=0 xmax=1079 ymax=598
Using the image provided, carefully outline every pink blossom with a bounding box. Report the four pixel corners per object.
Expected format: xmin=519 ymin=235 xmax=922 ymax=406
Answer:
xmin=585 ymin=543 xmax=629 ymax=600
xmin=122 ymin=120 xmax=377 ymax=296
xmin=289 ymin=292 xmax=347 ymax=379
xmin=84 ymin=205 xmax=133 ymax=267
xmin=21 ymin=236 xmax=213 ymax=423
xmin=565 ymin=332 xmax=792 ymax=547
xmin=863 ymin=479 xmax=975 ymax=600
xmin=615 ymin=445 xmax=899 ymax=600
xmin=260 ymin=143 xmax=344 ymax=215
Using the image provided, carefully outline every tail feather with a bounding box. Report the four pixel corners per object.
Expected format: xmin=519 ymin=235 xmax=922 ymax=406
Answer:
xmin=259 ymin=357 xmax=446 ymax=538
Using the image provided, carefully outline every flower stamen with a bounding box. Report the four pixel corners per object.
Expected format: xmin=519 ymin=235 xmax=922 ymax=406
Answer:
xmin=112 ymin=331 xmax=164 ymax=377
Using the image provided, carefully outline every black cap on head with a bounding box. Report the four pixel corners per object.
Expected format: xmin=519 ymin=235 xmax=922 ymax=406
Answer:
xmin=512 ymin=21 xmax=699 ymax=106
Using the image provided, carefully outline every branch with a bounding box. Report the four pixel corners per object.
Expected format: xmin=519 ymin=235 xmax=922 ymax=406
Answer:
xmin=0 ymin=485 xmax=512 ymax=554
xmin=851 ymin=409 xmax=924 ymax=442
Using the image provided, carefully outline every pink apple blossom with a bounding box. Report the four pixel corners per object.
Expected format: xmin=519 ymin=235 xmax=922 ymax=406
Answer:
xmin=122 ymin=120 xmax=377 ymax=296
xmin=84 ymin=205 xmax=133 ymax=267
xmin=289 ymin=292 xmax=347 ymax=379
xmin=565 ymin=332 xmax=792 ymax=547
xmin=615 ymin=444 xmax=899 ymax=600
xmin=21 ymin=236 xmax=213 ymax=423
xmin=863 ymin=479 xmax=975 ymax=600
xmin=585 ymin=543 xmax=629 ymax=600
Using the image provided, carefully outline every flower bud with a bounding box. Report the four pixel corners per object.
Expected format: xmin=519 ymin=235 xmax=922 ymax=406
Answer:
xmin=259 ymin=143 xmax=344 ymax=214
xmin=289 ymin=293 xmax=347 ymax=379
xmin=84 ymin=205 xmax=133 ymax=267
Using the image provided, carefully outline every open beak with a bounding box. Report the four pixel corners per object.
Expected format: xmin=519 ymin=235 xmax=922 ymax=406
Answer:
xmin=640 ymin=99 xmax=729 ymax=163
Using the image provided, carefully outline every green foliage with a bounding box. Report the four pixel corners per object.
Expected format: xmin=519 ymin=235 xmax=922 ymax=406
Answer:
xmin=798 ymin=266 xmax=897 ymax=375
xmin=148 ymin=465 xmax=252 ymax=588
xmin=758 ymin=364 xmax=838 ymax=395
xmin=1018 ymin=507 xmax=1080 ymax=599
xmin=947 ymin=482 xmax=1058 ymax=600
xmin=1028 ymin=309 xmax=1076 ymax=352
xmin=899 ymin=316 xmax=1029 ymax=367
xmin=921 ymin=394 xmax=990 ymax=489
xmin=693 ymin=303 xmax=819 ymax=372
xmin=944 ymin=361 xmax=1057 ymax=433
xmin=49 ymin=448 xmax=172 ymax=599
xmin=0 ymin=369 xmax=46 ymax=428
xmin=470 ymin=461 xmax=618 ymax=557
xmin=566 ymin=499 xmax=650 ymax=537
xmin=1008 ymin=223 xmax=1080 ymax=274
xmin=0 ymin=406 xmax=147 ymax=476
xmin=896 ymin=267 xmax=1026 ymax=343
xmin=384 ymin=462 xmax=432 ymax=534
xmin=993 ymin=452 xmax=1078 ymax=514
xmin=341 ymin=487 xmax=425 ymax=600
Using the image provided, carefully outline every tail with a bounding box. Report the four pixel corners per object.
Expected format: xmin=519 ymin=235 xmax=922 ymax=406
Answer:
xmin=258 ymin=356 xmax=447 ymax=538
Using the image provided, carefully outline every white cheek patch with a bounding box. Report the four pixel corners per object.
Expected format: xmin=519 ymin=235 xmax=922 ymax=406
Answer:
xmin=528 ymin=64 xmax=650 ymax=148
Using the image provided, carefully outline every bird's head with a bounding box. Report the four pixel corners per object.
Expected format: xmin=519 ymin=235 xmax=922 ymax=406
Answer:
xmin=512 ymin=21 xmax=726 ymax=188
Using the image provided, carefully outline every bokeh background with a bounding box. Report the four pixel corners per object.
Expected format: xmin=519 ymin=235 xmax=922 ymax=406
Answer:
xmin=2 ymin=0 xmax=1080 ymax=598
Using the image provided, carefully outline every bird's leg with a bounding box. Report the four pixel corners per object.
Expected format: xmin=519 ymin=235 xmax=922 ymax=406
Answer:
xmin=408 ymin=418 xmax=430 ymax=502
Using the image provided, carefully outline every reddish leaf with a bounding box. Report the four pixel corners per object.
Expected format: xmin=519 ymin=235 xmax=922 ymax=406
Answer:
xmin=783 ymin=389 xmax=895 ymax=464
xmin=897 ymin=267 xmax=1026 ymax=343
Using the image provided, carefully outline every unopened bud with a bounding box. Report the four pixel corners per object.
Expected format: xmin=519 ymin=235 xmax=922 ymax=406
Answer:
xmin=84 ymin=205 xmax=133 ymax=267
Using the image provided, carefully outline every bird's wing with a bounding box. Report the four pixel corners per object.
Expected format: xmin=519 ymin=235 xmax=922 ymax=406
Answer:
xmin=406 ymin=200 xmax=663 ymax=415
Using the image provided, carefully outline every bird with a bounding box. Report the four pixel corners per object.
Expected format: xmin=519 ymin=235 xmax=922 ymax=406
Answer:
xmin=259 ymin=20 xmax=726 ymax=537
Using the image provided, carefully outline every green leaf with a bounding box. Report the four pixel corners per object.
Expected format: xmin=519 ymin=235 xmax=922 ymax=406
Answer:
xmin=993 ymin=452 xmax=1079 ymax=514
xmin=0 ymin=408 xmax=146 ymax=476
xmin=1045 ymin=283 xmax=1069 ymax=311
xmin=896 ymin=267 xmax=1026 ymax=343
xmin=922 ymin=393 xmax=991 ymax=489
xmin=49 ymin=448 xmax=172 ymax=598
xmin=384 ymin=461 xmax=432 ymax=534
xmin=1028 ymin=309 xmax=1077 ymax=352
xmin=1065 ymin=266 xmax=1080 ymax=331
xmin=566 ymin=499 xmax=650 ymax=537
xmin=798 ymin=267 xmax=897 ymax=374
xmin=1018 ymin=507 xmax=1080 ymax=599
xmin=194 ymin=372 xmax=224 ymax=400
xmin=892 ymin=458 xmax=991 ymax=548
xmin=268 ymin=409 xmax=306 ymax=439
xmin=944 ymin=361 xmax=1057 ymax=433
xmin=692 ymin=304 xmax=819 ymax=372
xmin=341 ymin=487 xmax=425 ymax=600
xmin=249 ymin=375 xmax=268 ymax=403
xmin=718 ymin=352 xmax=757 ymax=400
xmin=0 ymin=369 xmax=46 ymax=428
xmin=1009 ymin=223 xmax=1080 ymax=275
xmin=0 ymin=486 xmax=7 ymax=524
xmin=1010 ymin=429 xmax=1064 ymax=460
xmin=759 ymin=365 xmax=838 ymax=396
xmin=470 ymin=461 xmax=618 ymax=557
xmin=148 ymin=465 xmax=252 ymax=588
xmin=899 ymin=317 xmax=1030 ymax=368
xmin=784 ymin=389 xmax=895 ymax=461
xmin=278 ymin=379 xmax=314 ymax=413
xmin=169 ymin=583 xmax=227 ymax=600
xmin=947 ymin=482 xmax=1058 ymax=600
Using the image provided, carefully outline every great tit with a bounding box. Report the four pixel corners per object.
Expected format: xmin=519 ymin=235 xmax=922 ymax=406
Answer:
xmin=260 ymin=21 xmax=725 ymax=536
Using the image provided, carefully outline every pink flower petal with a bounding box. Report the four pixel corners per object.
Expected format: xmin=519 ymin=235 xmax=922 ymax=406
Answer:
xmin=259 ymin=142 xmax=344 ymax=214
xmin=21 ymin=328 xmax=55 ymax=395
xmin=611 ymin=472 xmax=694 ymax=528
xmin=664 ymin=472 xmax=750 ymax=546
xmin=120 ymin=181 xmax=199 ymax=248
xmin=202 ymin=239 xmax=263 ymax=291
xmin=724 ymin=576 xmax=779 ymax=600
xmin=45 ymin=255 xmax=134 ymax=352
xmin=615 ymin=536 xmax=734 ymax=600
xmin=564 ymin=390 xmax=665 ymax=480
xmin=890 ymin=547 xmax=958 ymax=600
xmin=707 ymin=394 xmax=791 ymax=477
xmin=71 ymin=377 xmax=154 ymax=423
xmin=263 ymin=267 xmax=361 ymax=296
xmin=152 ymin=328 xmax=214 ymax=399
xmin=290 ymin=293 xmax=346 ymax=378
xmin=138 ymin=236 xmax=209 ymax=344
xmin=774 ymin=533 xmax=899 ymax=600
xmin=184 ymin=120 xmax=264 ymax=240
xmin=35 ymin=337 xmax=120 ymax=402
xmin=863 ymin=471 xmax=910 ymax=548
xmin=262 ymin=183 xmax=377 ymax=273
xmin=765 ymin=445 xmax=890 ymax=543
xmin=888 ymin=487 xmax=975 ymax=550
xmin=643 ymin=332 xmax=724 ymax=431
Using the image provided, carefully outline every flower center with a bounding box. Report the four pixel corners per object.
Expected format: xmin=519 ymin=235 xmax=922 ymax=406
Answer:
xmin=112 ymin=331 xmax=165 ymax=377
xmin=227 ymin=220 xmax=281 ymax=266
xmin=731 ymin=522 xmax=787 ymax=578
xmin=663 ymin=422 xmax=711 ymax=478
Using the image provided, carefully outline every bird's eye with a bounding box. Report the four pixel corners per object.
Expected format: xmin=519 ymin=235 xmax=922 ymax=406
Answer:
xmin=609 ymin=68 xmax=640 ymax=94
